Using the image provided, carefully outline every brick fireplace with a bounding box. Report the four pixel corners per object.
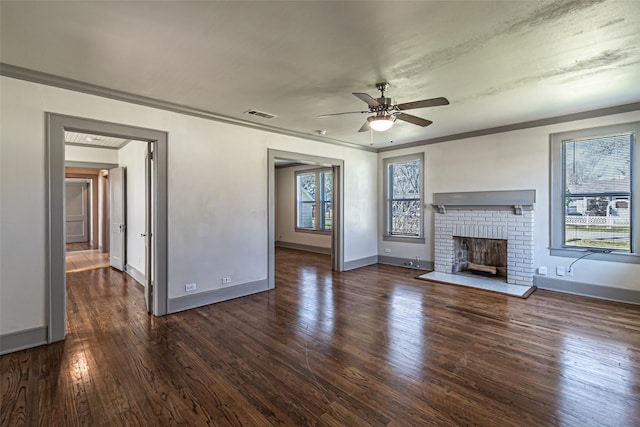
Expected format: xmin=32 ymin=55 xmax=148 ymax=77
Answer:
xmin=432 ymin=190 xmax=535 ymax=287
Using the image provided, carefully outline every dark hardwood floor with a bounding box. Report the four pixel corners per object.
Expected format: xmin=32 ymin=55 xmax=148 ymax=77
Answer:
xmin=66 ymin=242 xmax=93 ymax=252
xmin=2 ymin=248 xmax=639 ymax=426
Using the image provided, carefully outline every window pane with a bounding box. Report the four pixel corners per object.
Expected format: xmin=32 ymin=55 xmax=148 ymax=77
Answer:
xmin=387 ymin=158 xmax=421 ymax=237
xmin=298 ymin=173 xmax=316 ymax=199
xmin=391 ymin=160 xmax=420 ymax=198
xmin=565 ymin=196 xmax=630 ymax=250
xmin=297 ymin=202 xmax=315 ymax=228
xmin=565 ymin=135 xmax=630 ymax=194
xmin=323 ymin=201 xmax=332 ymax=230
xmin=296 ymin=173 xmax=316 ymax=229
xmin=563 ymin=134 xmax=632 ymax=251
xmin=322 ymin=171 xmax=332 ymax=202
xmin=391 ymin=200 xmax=421 ymax=236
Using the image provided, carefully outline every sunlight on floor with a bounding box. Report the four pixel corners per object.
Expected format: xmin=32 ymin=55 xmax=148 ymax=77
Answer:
xmin=66 ymin=249 xmax=110 ymax=273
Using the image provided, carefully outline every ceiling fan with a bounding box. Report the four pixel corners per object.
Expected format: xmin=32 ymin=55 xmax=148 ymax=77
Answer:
xmin=318 ymin=82 xmax=449 ymax=132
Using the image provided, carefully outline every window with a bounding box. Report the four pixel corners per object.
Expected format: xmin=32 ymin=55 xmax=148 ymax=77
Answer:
xmin=551 ymin=121 xmax=639 ymax=261
xmin=296 ymin=169 xmax=332 ymax=232
xmin=383 ymin=154 xmax=424 ymax=241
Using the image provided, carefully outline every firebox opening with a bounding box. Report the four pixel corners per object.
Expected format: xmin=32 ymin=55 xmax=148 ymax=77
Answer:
xmin=453 ymin=237 xmax=507 ymax=281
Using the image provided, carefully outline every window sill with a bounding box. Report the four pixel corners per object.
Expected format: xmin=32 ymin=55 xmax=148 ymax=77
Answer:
xmin=550 ymin=247 xmax=640 ymax=264
xmin=295 ymin=228 xmax=332 ymax=236
xmin=383 ymin=235 xmax=425 ymax=244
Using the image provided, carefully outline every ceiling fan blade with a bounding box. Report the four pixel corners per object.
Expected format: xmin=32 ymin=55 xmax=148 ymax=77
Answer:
xmin=358 ymin=120 xmax=371 ymax=132
xmin=318 ymin=110 xmax=369 ymax=118
xmin=353 ymin=92 xmax=380 ymax=107
xmin=396 ymin=113 xmax=433 ymax=127
xmin=396 ymin=97 xmax=449 ymax=111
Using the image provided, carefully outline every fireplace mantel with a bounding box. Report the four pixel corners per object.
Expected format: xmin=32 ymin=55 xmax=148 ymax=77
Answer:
xmin=432 ymin=189 xmax=535 ymax=215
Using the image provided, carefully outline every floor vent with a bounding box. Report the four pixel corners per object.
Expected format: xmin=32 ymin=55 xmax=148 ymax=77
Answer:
xmin=244 ymin=109 xmax=278 ymax=119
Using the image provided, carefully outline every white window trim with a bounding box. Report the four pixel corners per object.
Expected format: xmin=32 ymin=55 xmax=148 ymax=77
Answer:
xmin=549 ymin=121 xmax=640 ymax=264
xmin=383 ymin=153 xmax=425 ymax=243
xmin=295 ymin=167 xmax=332 ymax=234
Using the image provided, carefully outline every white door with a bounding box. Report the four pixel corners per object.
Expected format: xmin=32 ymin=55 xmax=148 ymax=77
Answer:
xmin=65 ymin=181 xmax=89 ymax=243
xmin=109 ymin=167 xmax=126 ymax=271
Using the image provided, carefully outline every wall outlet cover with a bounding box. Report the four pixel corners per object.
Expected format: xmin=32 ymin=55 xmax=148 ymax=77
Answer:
xmin=185 ymin=283 xmax=197 ymax=292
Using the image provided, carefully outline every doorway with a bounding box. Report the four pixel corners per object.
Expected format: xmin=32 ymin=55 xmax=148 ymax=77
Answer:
xmin=64 ymin=173 xmax=110 ymax=272
xmin=46 ymin=114 xmax=168 ymax=343
xmin=65 ymin=179 xmax=90 ymax=245
xmin=267 ymin=149 xmax=344 ymax=289
xmin=64 ymin=138 xmax=147 ymax=277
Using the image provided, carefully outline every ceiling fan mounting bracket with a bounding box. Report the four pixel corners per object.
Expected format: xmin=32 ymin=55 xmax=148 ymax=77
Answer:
xmin=375 ymin=82 xmax=390 ymax=94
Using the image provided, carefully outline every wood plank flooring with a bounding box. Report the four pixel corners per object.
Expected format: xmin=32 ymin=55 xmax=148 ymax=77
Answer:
xmin=66 ymin=242 xmax=93 ymax=252
xmin=65 ymin=249 xmax=110 ymax=273
xmin=2 ymin=247 xmax=640 ymax=426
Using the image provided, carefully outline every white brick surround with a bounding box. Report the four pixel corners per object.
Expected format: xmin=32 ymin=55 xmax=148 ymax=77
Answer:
xmin=434 ymin=209 xmax=534 ymax=286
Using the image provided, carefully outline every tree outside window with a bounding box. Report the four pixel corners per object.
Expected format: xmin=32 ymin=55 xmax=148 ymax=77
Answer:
xmin=384 ymin=154 xmax=423 ymax=239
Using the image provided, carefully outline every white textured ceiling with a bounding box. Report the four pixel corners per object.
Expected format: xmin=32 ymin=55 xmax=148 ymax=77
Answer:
xmin=2 ymin=0 xmax=639 ymax=149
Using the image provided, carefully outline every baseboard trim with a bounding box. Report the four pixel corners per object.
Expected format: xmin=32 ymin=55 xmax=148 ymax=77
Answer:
xmin=534 ymin=276 xmax=640 ymax=305
xmin=275 ymin=241 xmax=331 ymax=255
xmin=378 ymin=255 xmax=433 ymax=271
xmin=125 ymin=264 xmax=146 ymax=287
xmin=0 ymin=326 xmax=48 ymax=355
xmin=344 ymin=255 xmax=378 ymax=271
xmin=168 ymin=279 xmax=270 ymax=314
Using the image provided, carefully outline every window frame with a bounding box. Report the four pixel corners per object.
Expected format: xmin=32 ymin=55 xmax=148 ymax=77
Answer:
xmin=550 ymin=121 xmax=640 ymax=263
xmin=383 ymin=153 xmax=425 ymax=243
xmin=295 ymin=168 xmax=332 ymax=234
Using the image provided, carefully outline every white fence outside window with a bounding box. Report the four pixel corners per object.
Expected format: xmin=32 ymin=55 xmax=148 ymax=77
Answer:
xmin=565 ymin=215 xmax=630 ymax=227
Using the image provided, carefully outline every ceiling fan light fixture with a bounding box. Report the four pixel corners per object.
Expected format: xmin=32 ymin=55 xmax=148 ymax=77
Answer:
xmin=368 ymin=115 xmax=396 ymax=132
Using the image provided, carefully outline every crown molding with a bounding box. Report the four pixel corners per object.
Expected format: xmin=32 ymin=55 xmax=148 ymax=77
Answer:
xmin=0 ymin=63 xmax=376 ymax=153
xmin=377 ymin=101 xmax=640 ymax=152
xmin=3 ymin=62 xmax=638 ymax=155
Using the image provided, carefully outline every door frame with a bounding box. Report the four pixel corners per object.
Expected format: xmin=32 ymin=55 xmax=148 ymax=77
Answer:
xmin=46 ymin=113 xmax=168 ymax=343
xmin=65 ymin=168 xmax=101 ymax=248
xmin=64 ymin=179 xmax=90 ymax=244
xmin=267 ymin=149 xmax=344 ymax=289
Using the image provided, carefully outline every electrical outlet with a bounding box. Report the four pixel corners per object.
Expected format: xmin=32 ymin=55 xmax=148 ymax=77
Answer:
xmin=222 ymin=276 xmax=231 ymax=284
xmin=556 ymin=266 xmax=566 ymax=276
xmin=384 ymin=248 xmax=391 ymax=253
xmin=185 ymin=283 xmax=197 ymax=292
xmin=566 ymin=267 xmax=573 ymax=277
xmin=537 ymin=266 xmax=548 ymax=275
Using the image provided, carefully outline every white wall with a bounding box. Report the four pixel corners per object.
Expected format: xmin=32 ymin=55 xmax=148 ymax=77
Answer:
xmin=0 ymin=76 xmax=378 ymax=335
xmin=275 ymin=165 xmax=331 ymax=249
xmin=118 ymin=141 xmax=147 ymax=275
xmin=378 ymin=110 xmax=640 ymax=291
xmin=65 ymin=144 xmax=118 ymax=164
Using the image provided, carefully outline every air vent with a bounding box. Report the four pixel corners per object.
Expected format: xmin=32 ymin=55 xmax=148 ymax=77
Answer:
xmin=244 ymin=109 xmax=277 ymax=119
